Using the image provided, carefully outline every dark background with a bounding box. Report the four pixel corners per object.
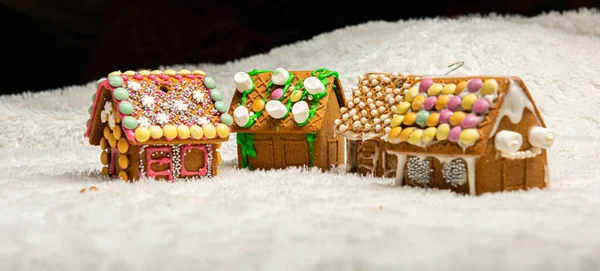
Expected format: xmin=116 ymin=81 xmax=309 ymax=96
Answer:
xmin=2 ymin=0 xmax=598 ymax=95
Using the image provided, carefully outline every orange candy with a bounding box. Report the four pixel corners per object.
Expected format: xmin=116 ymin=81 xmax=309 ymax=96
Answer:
xmin=450 ymin=111 xmax=466 ymax=126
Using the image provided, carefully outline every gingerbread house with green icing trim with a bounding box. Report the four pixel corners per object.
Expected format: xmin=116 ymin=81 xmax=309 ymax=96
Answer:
xmin=84 ymin=69 xmax=232 ymax=182
xmin=334 ymin=72 xmax=555 ymax=195
xmin=227 ymin=68 xmax=346 ymax=171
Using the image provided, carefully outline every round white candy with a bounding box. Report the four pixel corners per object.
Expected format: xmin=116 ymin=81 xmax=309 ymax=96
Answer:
xmin=234 ymin=72 xmax=253 ymax=92
xmin=353 ymin=97 xmax=360 ymax=104
xmin=304 ymin=77 xmax=325 ymax=94
xmin=292 ymin=101 xmax=309 ymax=123
xmin=528 ymin=126 xmax=555 ymax=149
xmin=348 ymin=102 xmax=355 ymax=108
xmin=495 ymin=130 xmax=523 ymax=153
xmin=340 ymin=107 xmax=347 ymax=113
xmin=334 ymin=119 xmax=341 ymax=125
xmin=233 ymin=106 xmax=249 ymax=126
xmin=339 ymin=124 xmax=348 ymax=132
xmin=342 ymin=114 xmax=349 ymax=121
xmin=358 ymin=102 xmax=366 ymax=109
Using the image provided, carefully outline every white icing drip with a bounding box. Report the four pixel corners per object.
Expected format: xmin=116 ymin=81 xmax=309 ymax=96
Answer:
xmin=392 ymin=152 xmax=407 ymax=186
xmin=544 ymin=163 xmax=551 ymax=187
xmin=371 ymin=143 xmax=381 ymax=175
xmin=489 ymin=79 xmax=543 ymax=137
xmin=464 ymin=157 xmax=477 ymax=195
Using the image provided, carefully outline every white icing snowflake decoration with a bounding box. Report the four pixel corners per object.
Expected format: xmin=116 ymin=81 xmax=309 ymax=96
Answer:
xmin=141 ymin=96 xmax=155 ymax=108
xmin=174 ymin=100 xmax=188 ymax=112
xmin=196 ymin=117 xmax=209 ymax=126
xmin=127 ymin=81 xmax=142 ymax=92
xmin=155 ymin=113 xmax=169 ymax=125
xmin=193 ymin=90 xmax=205 ymax=102
xmin=138 ymin=116 xmax=150 ymax=128
xmin=100 ymin=101 xmax=115 ymax=128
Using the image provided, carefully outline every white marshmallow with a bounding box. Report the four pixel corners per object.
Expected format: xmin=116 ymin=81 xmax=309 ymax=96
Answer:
xmin=354 ymin=90 xmax=361 ymax=96
xmin=362 ymin=86 xmax=370 ymax=93
xmin=364 ymin=124 xmax=372 ymax=131
xmin=373 ymin=118 xmax=381 ymax=124
xmin=342 ymin=114 xmax=349 ymax=121
xmin=265 ymin=100 xmax=288 ymax=119
xmin=233 ymin=106 xmax=249 ymax=126
xmin=352 ymin=115 xmax=359 ymax=120
xmin=361 ymin=110 xmax=368 ymax=116
xmin=391 ymin=72 xmax=399 ymax=78
xmin=292 ymin=101 xmax=309 ymax=123
xmin=234 ymin=72 xmax=253 ymax=92
xmin=371 ymin=110 xmax=379 ymax=116
xmin=353 ymin=97 xmax=360 ymax=104
xmin=359 ymin=102 xmax=366 ymax=109
xmin=371 ymin=79 xmax=379 ymax=86
xmin=528 ymin=126 xmax=555 ymax=149
xmin=348 ymin=102 xmax=355 ymax=108
xmin=369 ymin=74 xmax=377 ymax=80
xmin=495 ymin=130 xmax=523 ymax=153
xmin=384 ymin=127 xmax=392 ymax=133
xmin=375 ymin=86 xmax=381 ymax=91
xmin=271 ymin=68 xmax=290 ymax=85
xmin=369 ymin=104 xmax=376 ymax=109
xmin=394 ymin=88 xmax=402 ymax=94
xmin=340 ymin=107 xmax=347 ymax=113
xmin=339 ymin=124 xmax=348 ymax=132
xmin=375 ymin=124 xmax=381 ymax=132
xmin=304 ymin=77 xmax=325 ymax=94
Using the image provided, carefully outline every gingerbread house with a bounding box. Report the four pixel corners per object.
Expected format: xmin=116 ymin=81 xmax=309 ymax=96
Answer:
xmin=84 ymin=69 xmax=233 ymax=181
xmin=227 ymin=68 xmax=346 ymax=171
xmin=334 ymin=72 xmax=554 ymax=195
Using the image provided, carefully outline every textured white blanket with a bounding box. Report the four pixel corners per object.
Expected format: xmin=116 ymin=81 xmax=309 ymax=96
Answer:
xmin=1 ymin=9 xmax=600 ymax=271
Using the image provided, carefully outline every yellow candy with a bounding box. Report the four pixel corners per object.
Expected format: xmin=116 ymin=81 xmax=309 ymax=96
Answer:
xmin=436 ymin=123 xmax=451 ymax=140
xmin=203 ymin=124 xmax=217 ymax=139
xmin=100 ymin=151 xmax=109 ymax=165
xmin=459 ymin=128 xmax=480 ymax=146
xmin=151 ymin=70 xmax=163 ymax=75
xmin=108 ymin=71 xmax=121 ymax=77
xmin=192 ymin=70 xmax=206 ymax=75
xmin=423 ymin=127 xmax=437 ymax=142
xmin=139 ymin=70 xmax=151 ymax=76
xmin=114 ymin=112 xmax=121 ymax=124
xmin=253 ymin=100 xmax=265 ymax=112
xmin=450 ymin=111 xmax=466 ymax=126
xmin=135 ymin=126 xmax=151 ymax=142
xmin=397 ymin=102 xmax=411 ymax=114
xmin=290 ymin=90 xmax=303 ymax=102
xmin=215 ymin=151 xmax=222 ymax=165
xmin=119 ymin=155 xmax=129 ymax=170
xmin=118 ymin=138 xmax=129 ymax=154
xmin=462 ymin=94 xmax=477 ymax=110
xmin=177 ymin=124 xmax=190 ymax=139
xmin=411 ymin=95 xmax=426 ymax=111
xmin=388 ymin=127 xmax=403 ymax=139
xmin=481 ymin=79 xmax=498 ymax=95
xmin=100 ymin=137 xmax=108 ymax=150
xmin=124 ymin=70 xmax=136 ymax=76
xmin=108 ymin=137 xmax=117 ymax=148
xmin=408 ymin=129 xmax=424 ymax=145
xmin=216 ymin=124 xmax=230 ymax=138
xmin=113 ymin=125 xmax=122 ymax=140
xmin=435 ymin=95 xmax=451 ymax=110
xmin=101 ymin=167 xmax=109 ymax=176
xmin=456 ymin=81 xmax=468 ymax=95
xmin=190 ymin=125 xmax=204 ymax=139
xmin=119 ymin=171 xmax=129 ymax=182
xmin=390 ymin=115 xmax=404 ymax=127
xmin=399 ymin=127 xmax=414 ymax=142
xmin=163 ymin=124 xmax=178 ymax=140
xmin=149 ymin=125 xmax=163 ymax=139
xmin=403 ymin=112 xmax=417 ymax=125
xmin=164 ymin=69 xmax=177 ymax=76
xmin=427 ymin=84 xmax=443 ymax=96
xmin=103 ymin=126 xmax=112 ymax=139
xmin=405 ymin=87 xmax=419 ymax=102
xmin=442 ymin=83 xmax=456 ymax=95
xmin=179 ymin=69 xmax=192 ymax=76
xmin=426 ymin=113 xmax=440 ymax=127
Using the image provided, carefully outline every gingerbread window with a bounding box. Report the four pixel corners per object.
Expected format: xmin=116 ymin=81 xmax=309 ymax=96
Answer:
xmin=180 ymin=145 xmax=209 ymax=177
xmin=442 ymin=159 xmax=467 ymax=186
xmin=146 ymin=146 xmax=173 ymax=180
xmin=406 ymin=156 xmax=431 ymax=185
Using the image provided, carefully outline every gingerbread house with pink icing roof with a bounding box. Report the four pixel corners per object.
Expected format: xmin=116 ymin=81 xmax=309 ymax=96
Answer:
xmin=334 ymin=72 xmax=555 ymax=195
xmin=84 ymin=69 xmax=233 ymax=182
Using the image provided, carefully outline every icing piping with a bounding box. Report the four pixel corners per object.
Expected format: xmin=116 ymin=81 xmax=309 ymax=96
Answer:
xmin=84 ymin=80 xmax=115 ymax=138
xmin=489 ymin=79 xmax=543 ymax=137
xmin=145 ymin=146 xmax=173 ymax=181
xmin=236 ymin=133 xmax=256 ymax=169
xmin=180 ymin=145 xmax=209 ymax=177
xmin=500 ymin=147 xmax=542 ymax=159
xmin=306 ymin=132 xmax=317 ymax=167
xmin=464 ymin=157 xmax=477 ymax=195
xmin=393 ymin=152 xmax=407 ymax=186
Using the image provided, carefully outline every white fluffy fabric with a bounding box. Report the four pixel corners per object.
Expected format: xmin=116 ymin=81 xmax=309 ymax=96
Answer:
xmin=1 ymin=9 xmax=600 ymax=270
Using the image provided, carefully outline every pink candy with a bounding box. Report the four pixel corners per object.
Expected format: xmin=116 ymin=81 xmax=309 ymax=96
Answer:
xmin=467 ymin=78 xmax=482 ymax=92
xmin=271 ymin=88 xmax=284 ymax=100
xmin=447 ymin=96 xmax=462 ymax=111
xmin=174 ymin=74 xmax=183 ymax=80
xmin=159 ymin=74 xmax=169 ymax=80
xmin=449 ymin=126 xmax=462 ymax=142
xmin=133 ymin=74 xmax=144 ymax=80
xmin=461 ymin=114 xmax=481 ymax=128
xmin=472 ymin=98 xmax=490 ymax=114
xmin=419 ymin=78 xmax=433 ymax=93
xmin=439 ymin=109 xmax=452 ymax=124
xmin=424 ymin=96 xmax=437 ymax=110
xmin=120 ymin=74 xmax=128 ymax=81
xmin=148 ymin=74 xmax=157 ymax=80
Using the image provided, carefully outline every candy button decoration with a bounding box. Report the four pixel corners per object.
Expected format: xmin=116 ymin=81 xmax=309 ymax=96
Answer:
xmin=450 ymin=111 xmax=466 ymax=126
xmin=190 ymin=125 xmax=204 ymax=139
xmin=439 ymin=109 xmax=452 ymax=124
xmin=252 ymin=100 xmax=265 ymax=112
xmin=204 ymin=77 xmax=217 ymax=89
xmin=139 ymin=70 xmax=151 ymax=76
xmin=447 ymin=96 xmax=462 ymax=111
xmin=461 ymin=114 xmax=481 ymax=128
xmin=402 ymin=112 xmax=417 ymax=125
xmin=419 ymin=78 xmax=433 ymax=93
xmin=412 ymin=95 xmax=426 ymax=111
xmin=119 ymin=155 xmax=129 ymax=170
xmin=415 ymin=110 xmax=430 ymax=127
xmin=449 ymin=126 xmax=462 ymax=142
xmin=435 ymin=95 xmax=450 ymax=110
xmin=408 ymin=129 xmax=424 ymax=145
xmin=113 ymin=88 xmax=129 ymax=100
xmin=481 ymin=79 xmax=498 ymax=95
xmin=164 ymin=69 xmax=177 ymax=76
xmin=122 ymin=116 xmax=138 ymax=129
xmin=424 ymin=96 xmax=437 ymax=110
xmin=118 ymin=101 xmax=134 ymax=114
xmin=426 ymin=113 xmax=440 ymax=127
xmin=472 ymin=98 xmax=490 ymax=114
xmin=459 ymin=128 xmax=480 ymax=146
xmin=436 ymin=123 xmax=451 ymax=140
xmin=163 ymin=124 xmax=178 ymax=140
xmin=427 ymin=84 xmax=443 ymax=96
xmin=193 ymin=70 xmax=206 ymax=75
xmin=467 ymin=78 xmax=482 ymax=93
xmin=135 ymin=126 xmax=151 ymax=142
xmin=220 ymin=113 xmax=234 ymax=126
xmin=290 ymin=90 xmax=303 ymax=102
xmin=271 ymin=88 xmax=284 ymax=100
xmin=177 ymin=124 xmax=191 ymax=139
xmin=390 ymin=115 xmax=404 ymax=127
xmin=442 ymin=84 xmax=456 ymax=95
xmin=108 ymin=75 xmax=123 ymax=87
xmin=91 ymin=93 xmax=96 ymax=102
xmin=456 ymin=81 xmax=467 ymax=94
xmin=462 ymin=94 xmax=477 ymax=110
xmin=405 ymin=87 xmax=419 ymax=102
xmin=118 ymin=138 xmax=129 ymax=153
xmin=88 ymin=106 xmax=92 ymax=114
xmin=179 ymin=70 xmax=191 ymax=76
xmin=95 ymin=78 xmax=106 ymax=88
xmin=216 ymin=123 xmax=230 ymax=138
xmin=397 ymin=101 xmax=411 ymax=114
xmin=423 ymin=127 xmax=437 ymax=142
xmin=149 ymin=125 xmax=163 ymax=139
xmin=399 ymin=128 xmax=414 ymax=142
xmin=388 ymin=127 xmax=403 ymax=140
xmin=203 ymin=124 xmax=217 ymax=139
xmin=304 ymin=77 xmax=325 ymax=95
xmin=210 ymin=89 xmax=223 ymax=101
xmin=214 ymin=101 xmax=227 ymax=113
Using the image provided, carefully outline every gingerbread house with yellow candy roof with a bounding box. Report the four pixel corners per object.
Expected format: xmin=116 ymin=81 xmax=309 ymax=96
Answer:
xmin=334 ymin=72 xmax=555 ymax=195
xmin=84 ymin=69 xmax=232 ymax=182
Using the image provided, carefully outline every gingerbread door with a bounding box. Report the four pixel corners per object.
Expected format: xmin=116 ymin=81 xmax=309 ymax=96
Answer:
xmin=502 ymin=159 xmax=526 ymax=190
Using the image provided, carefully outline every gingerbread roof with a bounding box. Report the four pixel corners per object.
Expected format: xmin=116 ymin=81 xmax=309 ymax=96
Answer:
xmin=84 ymin=69 xmax=232 ymax=145
xmin=228 ymin=68 xmax=345 ymax=134
xmin=334 ymin=73 xmax=546 ymax=155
